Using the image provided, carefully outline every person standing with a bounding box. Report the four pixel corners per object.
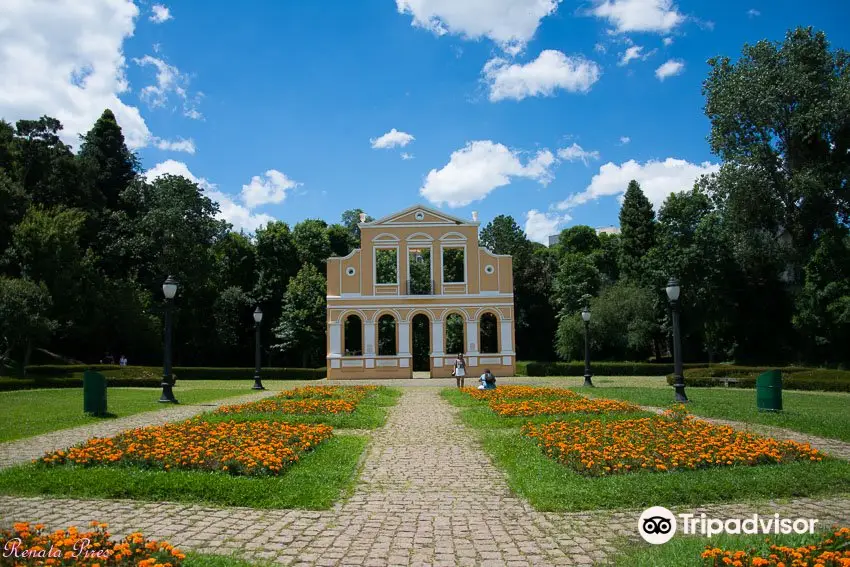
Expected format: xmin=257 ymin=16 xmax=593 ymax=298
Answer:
xmin=452 ymin=353 xmax=466 ymax=388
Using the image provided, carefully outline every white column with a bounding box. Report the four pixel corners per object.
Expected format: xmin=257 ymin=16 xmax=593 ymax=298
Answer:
xmin=329 ymin=322 xmax=342 ymax=357
xmin=398 ymin=321 xmax=411 ymax=355
xmin=500 ymin=320 xmax=514 ymax=353
xmin=431 ymin=320 xmax=444 ymax=355
xmin=364 ymin=322 xmax=376 ymax=356
xmin=466 ymin=320 xmax=479 ymax=354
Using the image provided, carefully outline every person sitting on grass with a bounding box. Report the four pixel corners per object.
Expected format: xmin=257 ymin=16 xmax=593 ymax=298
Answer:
xmin=478 ymin=369 xmax=497 ymax=390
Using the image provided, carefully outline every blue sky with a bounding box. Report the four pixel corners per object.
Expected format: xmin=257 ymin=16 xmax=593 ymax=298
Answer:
xmin=3 ymin=1 xmax=849 ymax=242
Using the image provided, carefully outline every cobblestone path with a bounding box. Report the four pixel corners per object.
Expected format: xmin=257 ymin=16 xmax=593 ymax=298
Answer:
xmin=2 ymin=388 xmax=850 ymax=566
xmin=0 ymin=389 xmax=277 ymax=469
xmin=642 ymin=405 xmax=850 ymax=460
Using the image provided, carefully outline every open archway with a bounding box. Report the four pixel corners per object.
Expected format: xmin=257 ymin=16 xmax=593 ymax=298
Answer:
xmin=480 ymin=312 xmax=498 ymax=354
xmin=411 ymin=313 xmax=430 ymax=373
xmin=377 ymin=314 xmax=397 ymax=356
xmin=343 ymin=314 xmax=363 ymax=356
xmin=445 ymin=312 xmax=465 ymax=355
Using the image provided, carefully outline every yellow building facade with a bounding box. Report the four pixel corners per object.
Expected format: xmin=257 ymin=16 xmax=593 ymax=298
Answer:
xmin=326 ymin=205 xmax=516 ymax=379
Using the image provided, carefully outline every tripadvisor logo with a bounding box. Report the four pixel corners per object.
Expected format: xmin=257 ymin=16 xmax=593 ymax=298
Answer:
xmin=638 ymin=507 xmax=820 ymax=545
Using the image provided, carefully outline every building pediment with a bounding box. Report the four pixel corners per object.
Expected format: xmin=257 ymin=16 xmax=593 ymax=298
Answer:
xmin=364 ymin=204 xmax=477 ymax=227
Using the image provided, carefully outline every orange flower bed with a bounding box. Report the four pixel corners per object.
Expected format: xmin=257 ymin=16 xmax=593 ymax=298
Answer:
xmin=215 ymin=385 xmax=376 ymax=415
xmin=523 ymin=412 xmax=822 ymax=476
xmin=701 ymin=527 xmax=850 ymax=566
xmin=40 ymin=420 xmax=332 ymax=476
xmin=0 ymin=521 xmax=184 ymax=566
xmin=490 ymin=397 xmax=639 ymax=416
xmin=463 ymin=385 xmax=581 ymax=401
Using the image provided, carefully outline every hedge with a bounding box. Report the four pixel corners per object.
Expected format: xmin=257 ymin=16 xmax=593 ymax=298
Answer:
xmin=665 ymin=366 xmax=850 ymax=392
xmin=23 ymin=365 xmax=327 ymax=381
xmin=0 ymin=375 xmax=161 ymax=392
xmin=522 ymin=361 xmax=707 ymax=377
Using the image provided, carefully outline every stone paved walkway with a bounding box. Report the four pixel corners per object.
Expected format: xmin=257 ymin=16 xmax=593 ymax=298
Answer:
xmin=0 ymin=389 xmax=277 ymax=469
xmin=642 ymin=405 xmax=850 ymax=460
xmin=2 ymin=388 xmax=850 ymax=566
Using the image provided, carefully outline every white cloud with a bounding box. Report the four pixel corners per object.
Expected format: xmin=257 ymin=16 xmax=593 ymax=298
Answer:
xmin=150 ymin=4 xmax=172 ymax=23
xmin=554 ymin=157 xmax=720 ymax=211
xmin=619 ymin=136 xmax=631 ymax=145
xmin=655 ymin=58 xmax=685 ymax=80
xmin=401 ymin=152 xmax=415 ymax=160
xmin=134 ymin=55 xmax=203 ymax=119
xmin=240 ymin=170 xmax=300 ymax=208
xmin=591 ymin=0 xmax=684 ymax=33
xmin=618 ymin=45 xmax=643 ymax=66
xmin=663 ymin=36 xmax=674 ymax=46
xmin=0 ymin=0 xmax=153 ymax=150
xmin=395 ymin=0 xmax=561 ymax=55
xmin=370 ymin=128 xmax=415 ymax=149
xmin=483 ymin=50 xmax=601 ymax=102
xmin=524 ymin=210 xmax=571 ymax=244
xmin=153 ymin=137 xmax=196 ymax=154
xmin=747 ymin=8 xmax=760 ymax=17
xmin=144 ymin=160 xmax=280 ymax=233
xmin=420 ymin=140 xmax=557 ymax=207
xmin=594 ymin=43 xmax=607 ymax=54
xmin=557 ymin=143 xmax=600 ymax=165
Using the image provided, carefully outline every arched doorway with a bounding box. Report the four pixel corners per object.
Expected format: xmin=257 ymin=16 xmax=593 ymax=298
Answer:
xmin=480 ymin=312 xmax=498 ymax=354
xmin=445 ymin=313 xmax=465 ymax=355
xmin=344 ymin=314 xmax=363 ymax=356
xmin=411 ymin=314 xmax=430 ymax=374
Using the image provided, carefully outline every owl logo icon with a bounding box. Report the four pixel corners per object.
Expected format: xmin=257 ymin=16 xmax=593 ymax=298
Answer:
xmin=638 ymin=506 xmax=677 ymax=544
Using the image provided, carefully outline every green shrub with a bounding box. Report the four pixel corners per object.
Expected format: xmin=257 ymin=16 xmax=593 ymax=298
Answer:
xmin=525 ymin=361 xmax=706 ymax=377
xmin=665 ymin=367 xmax=850 ymax=392
xmin=24 ymin=365 xmax=326 ymax=381
xmin=515 ymin=361 xmax=530 ymax=376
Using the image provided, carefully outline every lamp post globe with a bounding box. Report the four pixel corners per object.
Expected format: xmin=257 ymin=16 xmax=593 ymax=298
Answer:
xmin=252 ymin=306 xmax=265 ymax=390
xmin=666 ymin=277 xmax=688 ymax=403
xmin=581 ymin=306 xmax=593 ymax=388
xmin=159 ymin=276 xmax=179 ymax=403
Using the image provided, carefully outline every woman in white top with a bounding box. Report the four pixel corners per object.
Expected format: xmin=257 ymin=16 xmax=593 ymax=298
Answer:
xmin=453 ymin=353 xmax=466 ymax=388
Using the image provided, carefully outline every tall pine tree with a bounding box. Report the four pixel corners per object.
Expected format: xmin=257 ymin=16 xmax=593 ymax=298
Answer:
xmin=618 ymin=180 xmax=656 ymax=282
xmin=77 ymin=109 xmax=138 ymax=212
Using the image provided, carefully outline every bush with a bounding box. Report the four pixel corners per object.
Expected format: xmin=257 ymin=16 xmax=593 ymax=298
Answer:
xmin=24 ymin=364 xmax=326 ymax=381
xmin=525 ymin=361 xmax=707 ymax=377
xmin=665 ymin=366 xmax=850 ymax=392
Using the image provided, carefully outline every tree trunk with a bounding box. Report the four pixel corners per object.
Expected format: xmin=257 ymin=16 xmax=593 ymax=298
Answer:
xmin=301 ymin=350 xmax=309 ymax=368
xmin=23 ymin=340 xmax=32 ymax=376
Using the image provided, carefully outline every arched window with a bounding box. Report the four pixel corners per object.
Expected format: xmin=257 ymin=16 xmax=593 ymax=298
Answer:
xmin=378 ymin=314 xmax=397 ymax=355
xmin=480 ymin=313 xmax=498 ymax=354
xmin=445 ymin=313 xmax=465 ymax=355
xmin=344 ymin=314 xmax=363 ymax=356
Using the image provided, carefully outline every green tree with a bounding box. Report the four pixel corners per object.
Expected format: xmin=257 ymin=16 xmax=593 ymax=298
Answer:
xmin=551 ymin=253 xmax=602 ymax=317
xmin=272 ymin=264 xmax=327 ymax=367
xmin=341 ymin=208 xmax=374 ymax=243
xmin=704 ymin=27 xmax=850 ymax=266
xmin=0 ymin=277 xmax=58 ymax=372
xmin=213 ymin=231 xmax=257 ymax=294
xmin=618 ymin=180 xmax=656 ymax=281
xmin=554 ymin=225 xmax=600 ymax=258
xmin=556 ymin=282 xmax=656 ymax=361
xmin=0 ymin=170 xmax=28 ymax=259
xmin=293 ymin=219 xmax=331 ymax=271
xmin=213 ymin=285 xmax=255 ymax=364
xmin=253 ymin=221 xmax=299 ymax=333
xmin=327 ymin=223 xmax=356 ymax=257
xmin=77 ymin=109 xmax=139 ymax=212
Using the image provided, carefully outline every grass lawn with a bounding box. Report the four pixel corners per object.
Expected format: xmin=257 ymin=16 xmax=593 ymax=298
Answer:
xmin=0 ymin=380 xmax=311 ymax=442
xmin=610 ymin=531 xmax=832 ymax=566
xmin=0 ymin=434 xmax=367 ymax=509
xmin=586 ymin=385 xmax=850 ymax=442
xmin=201 ymin=387 xmax=402 ymax=429
xmin=442 ymin=388 xmax=850 ymax=512
xmin=185 ymin=554 xmax=273 ymax=567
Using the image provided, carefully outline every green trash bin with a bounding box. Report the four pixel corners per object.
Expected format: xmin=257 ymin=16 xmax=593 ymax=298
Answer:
xmin=83 ymin=370 xmax=107 ymax=416
xmin=756 ymin=369 xmax=782 ymax=412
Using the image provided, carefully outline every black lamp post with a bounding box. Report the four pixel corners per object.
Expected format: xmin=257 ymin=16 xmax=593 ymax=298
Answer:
xmin=581 ymin=306 xmax=594 ymax=387
xmin=159 ymin=276 xmax=179 ymax=403
xmin=666 ymin=277 xmax=688 ymax=403
xmin=252 ymin=306 xmax=265 ymax=390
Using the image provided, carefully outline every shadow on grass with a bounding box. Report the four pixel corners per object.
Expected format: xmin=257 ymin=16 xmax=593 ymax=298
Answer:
xmin=0 ymin=435 xmax=367 ymax=510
